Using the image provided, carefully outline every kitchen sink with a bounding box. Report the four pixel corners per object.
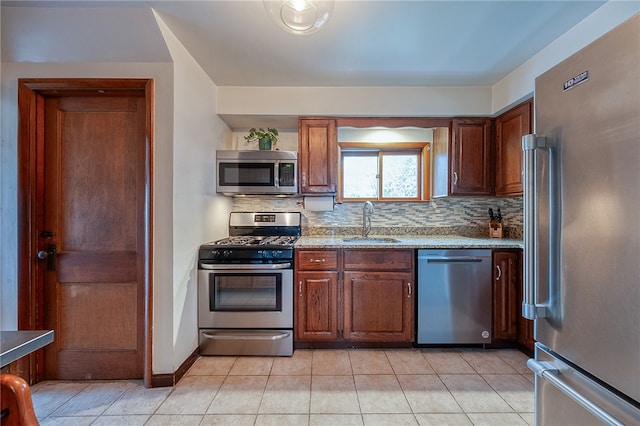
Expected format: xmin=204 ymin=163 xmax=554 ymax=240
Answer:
xmin=342 ymin=237 xmax=400 ymax=243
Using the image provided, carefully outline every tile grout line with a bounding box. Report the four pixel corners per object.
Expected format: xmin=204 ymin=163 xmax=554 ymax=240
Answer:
xmin=33 ymin=349 xmax=533 ymax=425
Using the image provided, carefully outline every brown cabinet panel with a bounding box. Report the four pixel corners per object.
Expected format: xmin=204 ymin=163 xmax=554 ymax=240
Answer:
xmin=343 ymin=272 xmax=413 ymax=342
xmin=450 ymin=118 xmax=493 ymax=195
xmin=492 ymin=251 xmax=518 ymax=340
xmin=518 ymin=316 xmax=535 ymax=351
xmin=343 ymin=249 xmax=413 ymax=271
xmin=492 ymin=249 xmax=535 ymax=352
xmin=295 ymin=249 xmax=414 ymax=344
xmin=496 ymin=99 xmax=532 ymax=196
xmin=298 ymin=118 xmax=337 ymax=194
xmin=516 ymin=252 xmax=535 ymax=351
xmin=297 ymin=250 xmax=339 ymax=270
xmin=295 ymin=271 xmax=339 ymax=340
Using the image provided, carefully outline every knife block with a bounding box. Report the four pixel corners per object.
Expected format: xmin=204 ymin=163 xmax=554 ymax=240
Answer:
xmin=489 ymin=220 xmax=503 ymax=239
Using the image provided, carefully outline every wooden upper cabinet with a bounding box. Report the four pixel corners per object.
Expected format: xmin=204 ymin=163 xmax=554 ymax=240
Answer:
xmin=495 ymin=99 xmax=532 ymax=196
xmin=298 ymin=118 xmax=337 ymax=195
xmin=450 ymin=118 xmax=494 ymax=196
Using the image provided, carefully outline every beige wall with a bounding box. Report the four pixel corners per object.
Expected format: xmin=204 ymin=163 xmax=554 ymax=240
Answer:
xmin=154 ymin=12 xmax=233 ymax=374
xmin=0 ymin=9 xmax=234 ymax=375
xmin=492 ymin=2 xmax=640 ymax=114
xmin=217 ymin=3 xmax=640 ymax=123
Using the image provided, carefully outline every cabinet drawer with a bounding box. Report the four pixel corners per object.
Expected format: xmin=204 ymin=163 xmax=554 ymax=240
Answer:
xmin=343 ymin=249 xmax=413 ymax=271
xmin=296 ymin=250 xmax=339 ymax=270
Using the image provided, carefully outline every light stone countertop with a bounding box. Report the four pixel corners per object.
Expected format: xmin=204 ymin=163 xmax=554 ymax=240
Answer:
xmin=296 ymin=235 xmax=524 ymax=249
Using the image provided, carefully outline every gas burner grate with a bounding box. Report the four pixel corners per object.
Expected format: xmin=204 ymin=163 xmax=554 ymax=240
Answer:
xmin=213 ymin=235 xmax=299 ymax=247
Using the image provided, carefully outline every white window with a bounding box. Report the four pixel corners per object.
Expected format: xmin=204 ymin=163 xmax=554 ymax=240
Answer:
xmin=339 ymin=143 xmax=430 ymax=201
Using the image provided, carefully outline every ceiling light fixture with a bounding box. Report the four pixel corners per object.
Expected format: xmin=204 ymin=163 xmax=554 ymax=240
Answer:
xmin=264 ymin=0 xmax=335 ymax=35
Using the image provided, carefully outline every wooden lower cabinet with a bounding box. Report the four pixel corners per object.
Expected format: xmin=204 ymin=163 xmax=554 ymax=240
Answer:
xmin=518 ymin=315 xmax=535 ymax=351
xmin=492 ymin=249 xmax=535 ymax=352
xmin=295 ymin=249 xmax=414 ymax=345
xmin=295 ymin=250 xmax=340 ymax=341
xmin=492 ymin=251 xmax=518 ymax=341
xmin=296 ymin=271 xmax=339 ymax=340
xmin=344 ymin=271 xmax=413 ymax=342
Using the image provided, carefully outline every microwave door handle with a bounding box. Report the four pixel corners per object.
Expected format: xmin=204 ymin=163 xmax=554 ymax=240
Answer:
xmin=274 ymin=160 xmax=280 ymax=188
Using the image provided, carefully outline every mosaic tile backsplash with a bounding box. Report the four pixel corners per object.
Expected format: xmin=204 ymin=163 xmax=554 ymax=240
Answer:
xmin=232 ymin=196 xmax=523 ymax=239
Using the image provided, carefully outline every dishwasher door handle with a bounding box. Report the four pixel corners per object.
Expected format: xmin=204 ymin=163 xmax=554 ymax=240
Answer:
xmin=420 ymin=257 xmax=485 ymax=263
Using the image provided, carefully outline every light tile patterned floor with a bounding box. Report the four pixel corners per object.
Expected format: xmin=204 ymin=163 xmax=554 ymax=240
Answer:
xmin=31 ymin=348 xmax=534 ymax=425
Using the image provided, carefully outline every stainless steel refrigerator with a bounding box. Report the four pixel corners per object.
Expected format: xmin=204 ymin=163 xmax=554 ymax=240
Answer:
xmin=522 ymin=14 xmax=640 ymax=426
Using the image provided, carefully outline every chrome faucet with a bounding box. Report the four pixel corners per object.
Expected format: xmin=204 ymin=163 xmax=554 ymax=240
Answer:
xmin=362 ymin=201 xmax=374 ymax=238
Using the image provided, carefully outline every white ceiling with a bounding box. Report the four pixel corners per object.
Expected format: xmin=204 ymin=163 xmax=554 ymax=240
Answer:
xmin=153 ymin=0 xmax=607 ymax=87
xmin=3 ymin=0 xmax=607 ymax=88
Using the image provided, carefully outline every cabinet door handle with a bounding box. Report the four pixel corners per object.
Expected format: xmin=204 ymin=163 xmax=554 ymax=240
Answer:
xmin=309 ymin=258 xmax=326 ymax=263
xmin=298 ymin=281 xmax=302 ymax=296
xmin=453 ymin=171 xmax=459 ymax=185
xmin=407 ymin=282 xmax=412 ymax=297
xmin=496 ymin=265 xmax=502 ymax=280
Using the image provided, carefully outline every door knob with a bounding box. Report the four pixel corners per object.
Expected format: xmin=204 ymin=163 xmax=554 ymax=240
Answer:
xmin=37 ymin=244 xmax=57 ymax=271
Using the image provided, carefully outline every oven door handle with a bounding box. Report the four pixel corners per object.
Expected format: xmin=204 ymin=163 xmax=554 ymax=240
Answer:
xmin=200 ymin=262 xmax=292 ymax=270
xmin=201 ymin=330 xmax=292 ymax=341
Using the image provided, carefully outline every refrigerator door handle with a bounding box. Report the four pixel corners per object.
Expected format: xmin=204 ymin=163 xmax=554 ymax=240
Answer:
xmin=528 ymin=359 xmax=626 ymax=426
xmin=522 ymin=134 xmax=551 ymax=319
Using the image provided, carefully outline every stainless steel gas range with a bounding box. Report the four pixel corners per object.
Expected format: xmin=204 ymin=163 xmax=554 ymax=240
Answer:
xmin=197 ymin=212 xmax=300 ymax=356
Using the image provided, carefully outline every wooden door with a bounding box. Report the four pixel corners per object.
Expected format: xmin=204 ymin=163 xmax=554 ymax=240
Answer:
xmin=18 ymin=79 xmax=152 ymax=382
xmin=450 ymin=118 xmax=493 ymax=195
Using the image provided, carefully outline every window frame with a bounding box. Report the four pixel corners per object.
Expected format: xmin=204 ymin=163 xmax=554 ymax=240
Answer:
xmin=338 ymin=142 xmax=431 ymax=202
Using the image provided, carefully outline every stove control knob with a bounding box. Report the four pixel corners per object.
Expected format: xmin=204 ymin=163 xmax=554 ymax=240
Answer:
xmin=211 ymin=250 xmax=221 ymax=258
xmin=262 ymin=251 xmax=272 ymax=259
xmin=222 ymin=250 xmax=231 ymax=258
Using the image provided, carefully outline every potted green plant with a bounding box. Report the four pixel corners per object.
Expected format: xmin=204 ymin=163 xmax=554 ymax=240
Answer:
xmin=244 ymin=127 xmax=279 ymax=150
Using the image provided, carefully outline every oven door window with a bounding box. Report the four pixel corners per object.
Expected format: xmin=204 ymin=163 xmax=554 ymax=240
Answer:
xmin=218 ymin=162 xmax=275 ymax=186
xmin=210 ymin=273 xmax=282 ymax=312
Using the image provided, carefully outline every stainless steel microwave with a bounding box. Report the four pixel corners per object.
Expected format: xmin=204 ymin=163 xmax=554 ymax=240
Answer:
xmin=216 ymin=150 xmax=298 ymax=196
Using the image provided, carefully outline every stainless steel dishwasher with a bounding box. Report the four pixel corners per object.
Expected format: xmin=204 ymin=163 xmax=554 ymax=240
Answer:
xmin=417 ymin=249 xmax=492 ymax=344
